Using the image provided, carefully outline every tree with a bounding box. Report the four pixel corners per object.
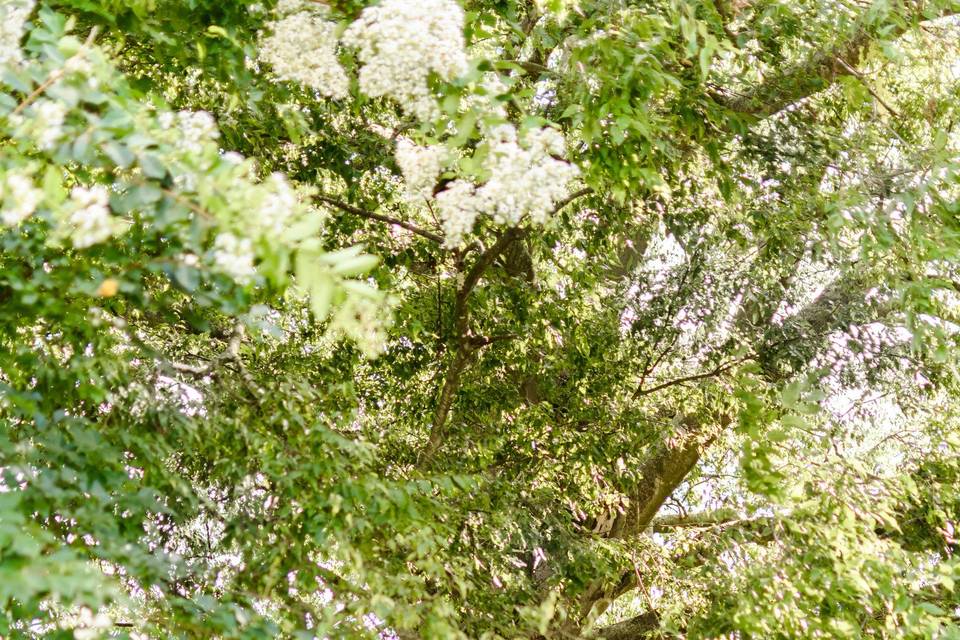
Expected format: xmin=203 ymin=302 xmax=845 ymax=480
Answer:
xmin=2 ymin=0 xmax=960 ymax=637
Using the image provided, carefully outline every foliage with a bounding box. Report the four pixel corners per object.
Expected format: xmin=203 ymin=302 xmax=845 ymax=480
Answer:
xmin=2 ymin=0 xmax=960 ymax=638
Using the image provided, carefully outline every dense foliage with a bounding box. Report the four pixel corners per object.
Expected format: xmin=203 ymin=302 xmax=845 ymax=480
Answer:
xmin=2 ymin=0 xmax=960 ymax=637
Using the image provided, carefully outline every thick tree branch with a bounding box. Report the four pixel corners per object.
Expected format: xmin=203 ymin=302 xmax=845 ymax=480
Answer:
xmin=569 ymin=271 xmax=887 ymax=630
xmin=420 ymin=229 xmax=525 ymax=464
xmin=712 ymin=29 xmax=873 ymax=116
xmin=422 ymin=349 xmax=474 ymax=463
xmin=712 ymin=3 xmax=957 ymax=117
xmin=606 ymin=413 xmax=729 ymax=540
xmin=607 ymin=272 xmax=878 ymax=540
xmin=597 ymin=610 xmax=662 ymax=640
xmin=551 ymin=187 xmax=594 ymax=214
xmin=453 ymin=227 xmax=526 ymax=334
xmin=650 ymin=510 xmax=775 ymax=537
xmin=650 ymin=508 xmax=747 ymax=530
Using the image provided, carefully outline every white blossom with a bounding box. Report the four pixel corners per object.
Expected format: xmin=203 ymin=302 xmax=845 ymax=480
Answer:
xmin=30 ymin=99 xmax=68 ymax=150
xmin=259 ymin=10 xmax=349 ymax=99
xmin=434 ymin=125 xmax=579 ymax=246
xmin=343 ymin=0 xmax=468 ymax=121
xmin=67 ymin=185 xmax=115 ymax=248
xmin=1 ymin=171 xmax=42 ymax=226
xmin=395 ymin=139 xmax=448 ymax=200
xmin=160 ymin=110 xmax=219 ymax=154
xmin=0 ymin=0 xmax=33 ymax=68
xmin=177 ymin=110 xmax=218 ymax=148
xmin=276 ymin=0 xmax=305 ymax=12
xmin=257 ymin=172 xmax=298 ymax=236
xmin=462 ymin=73 xmax=509 ymax=118
xmin=479 ymin=125 xmax=579 ymax=225
xmin=213 ymin=233 xmax=256 ymax=283
xmin=221 ymin=151 xmax=245 ymax=165
xmin=64 ymin=54 xmax=93 ymax=75
xmin=173 ymin=172 xmax=197 ymax=193
xmin=435 ymin=179 xmax=481 ymax=248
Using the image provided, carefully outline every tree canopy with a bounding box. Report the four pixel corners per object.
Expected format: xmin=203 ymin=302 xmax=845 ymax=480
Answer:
xmin=2 ymin=0 xmax=960 ymax=637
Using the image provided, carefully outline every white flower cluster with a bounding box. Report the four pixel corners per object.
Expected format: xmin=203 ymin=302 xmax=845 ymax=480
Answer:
xmin=158 ymin=110 xmax=219 ymax=155
xmin=276 ymin=0 xmax=304 ymax=12
xmin=30 ymin=99 xmax=68 ymax=150
xmin=1 ymin=170 xmax=42 ymax=227
xmin=67 ymin=185 xmax=117 ymax=248
xmin=0 ymin=0 xmax=33 ymax=68
xmin=258 ymin=9 xmax=349 ymax=99
xmin=257 ymin=172 xmax=299 ymax=236
xmin=435 ymin=179 xmax=481 ymax=247
xmin=212 ymin=232 xmax=256 ymax=283
xmin=221 ymin=151 xmax=246 ymax=166
xmin=343 ymin=0 xmax=468 ymax=121
xmin=64 ymin=53 xmax=93 ymax=76
xmin=480 ymin=125 xmax=579 ymax=225
xmin=461 ymin=73 xmax=509 ymax=119
xmin=434 ymin=125 xmax=579 ymax=247
xmin=395 ymin=138 xmax=449 ymax=200
xmin=62 ymin=607 xmax=112 ymax=640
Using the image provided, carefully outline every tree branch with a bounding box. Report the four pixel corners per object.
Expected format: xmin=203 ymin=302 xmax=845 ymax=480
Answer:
xmin=606 ymin=413 xmax=729 ymax=540
xmin=551 ymin=187 xmax=593 ymax=215
xmin=453 ymin=227 xmax=525 ymax=333
xmin=712 ymin=3 xmax=958 ymax=117
xmin=597 ymin=610 xmax=662 ymax=640
xmin=421 ymin=189 xmax=593 ymax=462
xmin=420 ymin=229 xmax=525 ymax=464
xmin=835 ymin=57 xmax=902 ymax=119
xmin=159 ymin=324 xmax=262 ymax=401
xmin=569 ymin=271 xmax=886 ymax=628
xmin=315 ymin=194 xmax=444 ymax=244
xmin=650 ymin=510 xmax=774 ymax=535
xmin=632 ymin=354 xmax=751 ymax=399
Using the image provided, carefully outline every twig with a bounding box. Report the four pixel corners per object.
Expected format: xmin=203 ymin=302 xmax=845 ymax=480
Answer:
xmin=163 ymin=324 xmax=261 ymax=402
xmin=834 ymin=57 xmax=902 ymax=120
xmin=160 ymin=187 xmax=215 ymax=221
xmin=315 ymin=194 xmax=444 ymax=244
xmin=499 ymin=59 xmax=554 ymax=76
xmin=466 ymin=333 xmax=516 ymax=348
xmin=633 ymin=355 xmax=750 ymax=399
xmin=12 ymin=27 xmax=100 ymax=117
